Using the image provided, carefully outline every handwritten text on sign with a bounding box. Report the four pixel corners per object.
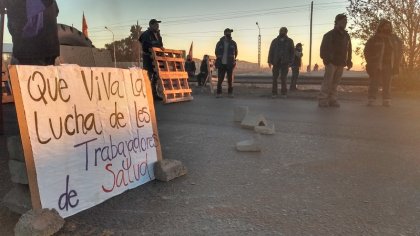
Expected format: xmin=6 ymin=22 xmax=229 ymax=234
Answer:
xmin=14 ymin=65 xmax=159 ymax=218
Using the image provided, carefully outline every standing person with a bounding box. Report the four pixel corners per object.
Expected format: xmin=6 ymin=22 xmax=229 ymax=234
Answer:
xmin=364 ymin=19 xmax=402 ymax=107
xmin=268 ymin=27 xmax=294 ymax=98
xmin=3 ymin=0 xmax=60 ymax=65
xmin=318 ymin=14 xmax=353 ymax=107
xmin=139 ymin=19 xmax=164 ymax=100
xmin=290 ymin=43 xmax=303 ymax=91
xmin=185 ymin=56 xmax=196 ymax=80
xmin=215 ymin=28 xmax=238 ymax=98
xmin=196 ymin=55 xmax=209 ymax=86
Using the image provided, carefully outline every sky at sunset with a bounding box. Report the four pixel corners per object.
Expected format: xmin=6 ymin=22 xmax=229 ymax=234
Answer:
xmin=3 ymin=0 xmax=364 ymax=69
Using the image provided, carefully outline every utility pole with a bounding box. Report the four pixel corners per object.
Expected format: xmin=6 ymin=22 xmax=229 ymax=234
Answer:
xmin=105 ymin=26 xmax=117 ymax=68
xmin=256 ymin=22 xmax=261 ymax=68
xmin=309 ymin=1 xmax=313 ymax=72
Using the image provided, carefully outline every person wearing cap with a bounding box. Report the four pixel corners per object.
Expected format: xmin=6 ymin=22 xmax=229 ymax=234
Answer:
xmin=318 ymin=14 xmax=353 ymax=108
xmin=268 ymin=27 xmax=295 ymax=98
xmin=214 ymin=28 xmax=238 ymax=98
xmin=364 ymin=19 xmax=402 ymax=107
xmin=290 ymin=43 xmax=303 ymax=91
xmin=139 ymin=19 xmax=164 ymax=100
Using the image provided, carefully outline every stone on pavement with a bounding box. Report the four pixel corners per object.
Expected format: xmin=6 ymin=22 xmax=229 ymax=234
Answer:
xmin=8 ymin=160 xmax=29 ymax=184
xmin=234 ymin=106 xmax=249 ymax=122
xmin=2 ymin=184 xmax=32 ymax=214
xmin=236 ymin=137 xmax=261 ymax=152
xmin=154 ymin=159 xmax=188 ymax=182
xmin=7 ymin=135 xmax=25 ymax=162
xmin=14 ymin=208 xmax=64 ymax=236
xmin=255 ymin=123 xmax=276 ymax=135
xmin=241 ymin=114 xmax=268 ymax=130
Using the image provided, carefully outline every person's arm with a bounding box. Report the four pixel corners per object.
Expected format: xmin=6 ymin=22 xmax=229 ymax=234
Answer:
xmin=268 ymin=39 xmax=275 ymax=68
xmin=320 ymin=32 xmax=332 ymax=65
xmin=215 ymin=41 xmax=220 ymax=58
xmin=234 ymin=41 xmax=238 ymax=59
xmin=363 ymin=38 xmax=372 ymax=63
xmin=346 ymin=34 xmax=353 ymax=69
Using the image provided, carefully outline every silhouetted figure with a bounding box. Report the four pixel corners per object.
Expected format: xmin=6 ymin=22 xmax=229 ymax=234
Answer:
xmin=215 ymin=28 xmax=238 ymax=98
xmin=318 ymin=14 xmax=352 ymax=108
xmin=185 ymin=56 xmax=196 ymax=80
xmin=139 ymin=19 xmax=163 ymax=100
xmin=313 ymin=63 xmax=319 ymax=72
xmin=268 ymin=27 xmax=294 ymax=98
xmin=364 ymin=19 xmax=402 ymax=107
xmin=196 ymin=55 xmax=209 ymax=86
xmin=290 ymin=43 xmax=303 ymax=91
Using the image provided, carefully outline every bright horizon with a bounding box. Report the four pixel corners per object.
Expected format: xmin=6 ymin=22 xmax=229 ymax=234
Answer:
xmin=3 ymin=0 xmax=364 ymax=70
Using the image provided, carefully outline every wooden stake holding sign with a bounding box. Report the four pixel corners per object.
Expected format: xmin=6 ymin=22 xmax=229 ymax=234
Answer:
xmin=9 ymin=65 xmax=162 ymax=218
xmin=150 ymin=47 xmax=193 ymax=104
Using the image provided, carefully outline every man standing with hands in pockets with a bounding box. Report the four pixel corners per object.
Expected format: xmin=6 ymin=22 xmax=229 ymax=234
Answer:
xmin=268 ymin=27 xmax=295 ymax=98
xmin=318 ymin=14 xmax=353 ymax=108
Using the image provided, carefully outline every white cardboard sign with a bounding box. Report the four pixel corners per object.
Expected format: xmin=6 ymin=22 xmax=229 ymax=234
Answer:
xmin=10 ymin=65 xmax=160 ymax=218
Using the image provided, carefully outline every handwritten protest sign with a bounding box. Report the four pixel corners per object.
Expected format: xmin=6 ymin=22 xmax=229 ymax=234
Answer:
xmin=9 ymin=65 xmax=161 ymax=218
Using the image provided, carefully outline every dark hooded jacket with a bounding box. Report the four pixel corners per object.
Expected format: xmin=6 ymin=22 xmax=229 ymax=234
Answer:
xmin=320 ymin=28 xmax=352 ymax=67
xmin=268 ymin=35 xmax=294 ymax=66
xmin=215 ymin=36 xmax=238 ymax=68
xmin=364 ymin=33 xmax=402 ymax=75
xmin=139 ymin=29 xmax=163 ymax=55
xmin=4 ymin=0 xmax=60 ymax=59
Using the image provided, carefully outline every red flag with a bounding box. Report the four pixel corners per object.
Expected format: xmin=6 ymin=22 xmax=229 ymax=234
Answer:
xmin=187 ymin=41 xmax=193 ymax=59
xmin=82 ymin=12 xmax=88 ymax=37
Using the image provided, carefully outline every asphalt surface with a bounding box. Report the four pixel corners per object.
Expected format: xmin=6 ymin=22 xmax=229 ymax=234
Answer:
xmin=1 ymin=86 xmax=420 ymax=235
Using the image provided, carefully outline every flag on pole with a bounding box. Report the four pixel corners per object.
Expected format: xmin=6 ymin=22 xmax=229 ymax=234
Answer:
xmin=82 ymin=12 xmax=88 ymax=37
xmin=187 ymin=41 xmax=193 ymax=59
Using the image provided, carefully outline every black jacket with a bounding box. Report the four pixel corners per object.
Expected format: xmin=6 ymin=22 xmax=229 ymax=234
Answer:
xmin=320 ymin=28 xmax=352 ymax=67
xmin=4 ymin=0 xmax=60 ymax=59
xmin=139 ymin=29 xmax=163 ymax=54
xmin=364 ymin=34 xmax=402 ymax=75
xmin=268 ymin=36 xmax=294 ymax=66
xmin=215 ymin=37 xmax=238 ymax=68
xmin=199 ymin=60 xmax=208 ymax=74
xmin=185 ymin=60 xmax=196 ymax=75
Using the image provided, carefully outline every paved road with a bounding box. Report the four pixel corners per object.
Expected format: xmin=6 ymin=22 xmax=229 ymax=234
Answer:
xmin=1 ymin=87 xmax=420 ymax=235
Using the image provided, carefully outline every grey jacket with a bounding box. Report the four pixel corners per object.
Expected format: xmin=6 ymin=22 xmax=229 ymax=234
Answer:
xmin=268 ymin=36 xmax=294 ymax=66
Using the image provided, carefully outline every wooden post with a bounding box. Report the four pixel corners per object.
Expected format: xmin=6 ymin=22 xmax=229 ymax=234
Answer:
xmin=309 ymin=1 xmax=313 ymax=72
xmin=9 ymin=66 xmax=42 ymax=209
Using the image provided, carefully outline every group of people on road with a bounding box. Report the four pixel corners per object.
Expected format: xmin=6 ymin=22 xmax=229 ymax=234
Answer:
xmin=2 ymin=1 xmax=403 ymax=107
xmin=318 ymin=14 xmax=402 ymax=107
